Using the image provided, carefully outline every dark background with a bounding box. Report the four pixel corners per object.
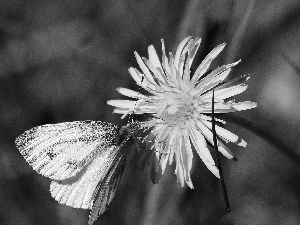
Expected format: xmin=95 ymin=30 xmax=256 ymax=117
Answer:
xmin=1 ymin=0 xmax=300 ymax=224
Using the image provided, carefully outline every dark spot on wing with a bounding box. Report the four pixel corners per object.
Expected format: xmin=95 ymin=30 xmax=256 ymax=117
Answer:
xmin=47 ymin=151 xmax=57 ymax=160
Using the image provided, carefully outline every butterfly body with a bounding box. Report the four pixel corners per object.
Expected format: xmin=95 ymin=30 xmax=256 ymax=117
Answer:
xmin=15 ymin=120 xmax=141 ymax=224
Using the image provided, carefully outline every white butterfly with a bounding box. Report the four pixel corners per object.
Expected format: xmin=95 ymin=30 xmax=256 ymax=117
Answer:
xmin=15 ymin=120 xmax=141 ymax=225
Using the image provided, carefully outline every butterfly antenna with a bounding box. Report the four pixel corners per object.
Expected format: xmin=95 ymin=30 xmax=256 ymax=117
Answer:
xmin=122 ymin=75 xmax=146 ymax=121
xmin=128 ymin=111 xmax=135 ymax=123
xmin=211 ymin=89 xmax=230 ymax=212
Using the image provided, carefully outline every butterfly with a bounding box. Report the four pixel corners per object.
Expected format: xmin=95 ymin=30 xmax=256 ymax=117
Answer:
xmin=15 ymin=120 xmax=141 ymax=225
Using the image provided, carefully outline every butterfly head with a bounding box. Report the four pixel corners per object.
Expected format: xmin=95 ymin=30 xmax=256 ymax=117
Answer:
xmin=121 ymin=121 xmax=141 ymax=136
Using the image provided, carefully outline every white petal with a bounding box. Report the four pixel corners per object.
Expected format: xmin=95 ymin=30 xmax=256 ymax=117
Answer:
xmin=192 ymin=60 xmax=240 ymax=96
xmin=186 ymin=37 xmax=202 ymax=70
xmin=156 ymin=67 xmax=170 ymax=85
xmin=134 ymin=51 xmax=156 ymax=84
xmin=189 ymin=127 xmax=220 ymax=178
xmin=196 ymin=114 xmax=226 ymax=124
xmin=161 ymin=39 xmax=172 ymax=76
xmin=116 ymin=88 xmax=147 ymax=99
xmin=181 ymin=130 xmax=192 ymax=167
xmin=152 ymin=123 xmax=171 ymax=147
xmin=168 ymin=52 xmax=180 ymax=87
xmin=191 ymin=58 xmax=212 ymax=84
xmin=182 ymin=130 xmax=194 ymax=188
xmin=214 ymin=74 xmax=249 ymax=90
xmin=175 ymin=150 xmax=185 ymax=187
xmin=217 ymin=141 xmax=237 ymax=160
xmin=191 ymin=43 xmax=226 ymax=83
xmin=205 ymin=43 xmax=226 ymax=62
xmin=112 ymin=108 xmax=130 ymax=114
xmin=113 ymin=105 xmax=156 ymax=115
xmin=232 ymin=101 xmax=257 ymax=110
xmin=128 ymin=67 xmax=157 ymax=92
xmin=138 ymin=105 xmax=157 ymax=113
xmin=177 ymin=55 xmax=185 ymax=77
xmin=143 ymin=58 xmax=167 ymax=85
xmin=177 ymin=135 xmax=186 ymax=186
xmin=202 ymin=84 xmax=248 ymax=100
xmin=174 ymin=36 xmax=193 ymax=70
xmin=167 ymin=128 xmax=179 ymax=165
xmin=188 ymin=123 xmax=215 ymax=163
xmin=201 ymin=100 xmax=256 ymax=114
xmin=128 ymin=67 xmax=143 ymax=85
xmin=182 ymin=60 xmax=192 ymax=89
xmin=192 ymin=67 xmax=232 ymax=96
xmin=107 ymin=100 xmax=156 ymax=116
xmin=215 ymin=84 xmax=248 ymax=99
xmin=199 ymin=103 xmax=239 ymax=114
xmin=195 ymin=120 xmax=235 ymax=160
xmin=148 ymin=45 xmax=162 ymax=69
xmin=159 ymin=137 xmax=171 ymax=174
xmin=202 ymin=120 xmax=246 ymax=147
xmin=107 ymin=99 xmax=136 ymax=108
xmin=173 ymin=64 xmax=184 ymax=88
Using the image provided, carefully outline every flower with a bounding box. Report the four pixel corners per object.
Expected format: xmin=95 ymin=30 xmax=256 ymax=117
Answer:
xmin=107 ymin=37 xmax=257 ymax=188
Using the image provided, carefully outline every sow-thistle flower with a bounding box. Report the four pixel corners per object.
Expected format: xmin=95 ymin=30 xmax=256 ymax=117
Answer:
xmin=108 ymin=37 xmax=257 ymax=188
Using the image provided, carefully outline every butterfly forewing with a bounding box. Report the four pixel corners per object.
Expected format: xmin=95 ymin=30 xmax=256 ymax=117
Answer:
xmin=15 ymin=121 xmax=120 ymax=180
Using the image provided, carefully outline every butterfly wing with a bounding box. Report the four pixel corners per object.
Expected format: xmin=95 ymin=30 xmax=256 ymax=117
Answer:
xmin=49 ymin=144 xmax=123 ymax=210
xmin=88 ymin=147 xmax=127 ymax=225
xmin=87 ymin=122 xmax=141 ymax=224
xmin=49 ymin=122 xmax=138 ymax=212
xmin=15 ymin=121 xmax=120 ymax=180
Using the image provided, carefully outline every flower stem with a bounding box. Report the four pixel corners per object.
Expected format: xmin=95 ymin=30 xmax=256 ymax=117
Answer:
xmin=212 ymin=89 xmax=230 ymax=212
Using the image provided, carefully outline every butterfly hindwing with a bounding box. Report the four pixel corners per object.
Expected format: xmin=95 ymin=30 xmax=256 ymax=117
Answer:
xmin=88 ymin=147 xmax=127 ymax=225
xmin=15 ymin=121 xmax=120 ymax=180
xmin=87 ymin=123 xmax=141 ymax=224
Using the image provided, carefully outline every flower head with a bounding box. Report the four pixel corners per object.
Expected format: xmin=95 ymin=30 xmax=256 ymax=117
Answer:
xmin=108 ymin=37 xmax=257 ymax=188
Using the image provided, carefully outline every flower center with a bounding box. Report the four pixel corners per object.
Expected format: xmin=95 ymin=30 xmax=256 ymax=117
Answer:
xmin=159 ymin=98 xmax=196 ymax=126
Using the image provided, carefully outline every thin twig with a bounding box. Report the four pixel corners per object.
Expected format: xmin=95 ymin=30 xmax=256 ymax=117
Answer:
xmin=212 ymin=89 xmax=230 ymax=211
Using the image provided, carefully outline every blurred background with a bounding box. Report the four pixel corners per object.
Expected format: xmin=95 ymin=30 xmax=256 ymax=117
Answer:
xmin=1 ymin=0 xmax=300 ymax=224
